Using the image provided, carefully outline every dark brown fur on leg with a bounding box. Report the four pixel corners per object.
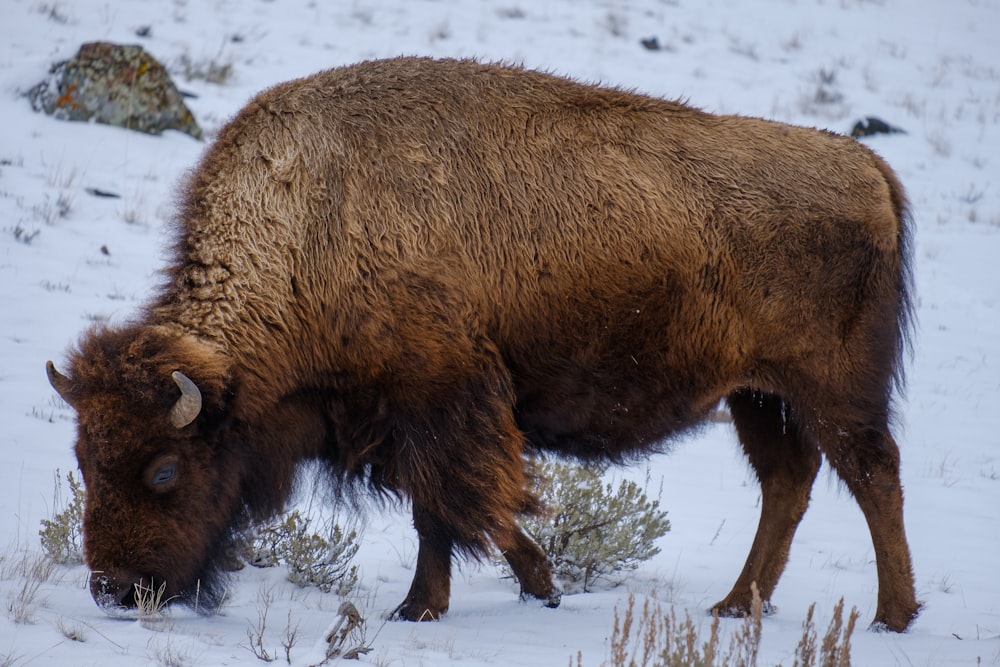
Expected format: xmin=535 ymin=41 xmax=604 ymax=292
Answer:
xmin=713 ymin=390 xmax=821 ymax=617
xmin=815 ymin=425 xmax=920 ymax=632
xmin=384 ymin=333 xmax=558 ymax=620
xmin=391 ymin=507 xmax=452 ymax=621
xmin=498 ymin=527 xmax=561 ymax=608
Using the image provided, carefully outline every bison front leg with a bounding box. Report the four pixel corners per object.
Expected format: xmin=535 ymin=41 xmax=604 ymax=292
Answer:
xmin=714 ymin=390 xmax=821 ymax=617
xmin=380 ymin=326 xmax=559 ymax=619
xmin=391 ymin=506 xmax=453 ymax=621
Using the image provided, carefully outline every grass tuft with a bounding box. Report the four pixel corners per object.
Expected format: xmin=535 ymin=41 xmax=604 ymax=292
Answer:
xmin=597 ymin=584 xmax=859 ymax=667
xmin=136 ymin=579 xmax=174 ymax=631
xmin=175 ymin=52 xmax=234 ymax=85
xmin=4 ymin=552 xmax=57 ymax=624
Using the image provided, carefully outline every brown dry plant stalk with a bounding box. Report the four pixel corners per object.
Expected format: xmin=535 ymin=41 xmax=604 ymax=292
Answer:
xmin=600 ymin=583 xmax=858 ymax=667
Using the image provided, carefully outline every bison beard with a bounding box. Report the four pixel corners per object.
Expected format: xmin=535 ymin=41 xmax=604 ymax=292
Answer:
xmin=47 ymin=57 xmax=920 ymax=631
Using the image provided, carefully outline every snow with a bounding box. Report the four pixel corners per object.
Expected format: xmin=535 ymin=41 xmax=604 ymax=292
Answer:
xmin=1 ymin=0 xmax=998 ymax=665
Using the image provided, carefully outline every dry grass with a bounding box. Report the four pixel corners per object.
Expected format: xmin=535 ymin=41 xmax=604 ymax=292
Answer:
xmin=4 ymin=551 xmax=58 ymax=624
xmin=175 ymin=52 xmax=234 ymax=85
xmin=57 ymin=616 xmax=86 ymax=642
xmin=244 ymin=584 xmax=277 ymax=662
xmin=146 ymin=634 xmax=194 ymax=667
xmin=594 ymin=584 xmax=859 ymax=667
xmin=926 ymin=130 xmax=953 ymax=158
xmin=136 ymin=579 xmax=173 ymax=631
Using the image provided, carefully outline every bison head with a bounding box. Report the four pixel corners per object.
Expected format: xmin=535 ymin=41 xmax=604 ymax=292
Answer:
xmin=47 ymin=325 xmax=241 ymax=615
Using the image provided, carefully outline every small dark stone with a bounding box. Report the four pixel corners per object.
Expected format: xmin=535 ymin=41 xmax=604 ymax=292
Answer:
xmin=85 ymin=187 xmax=122 ymax=198
xmin=850 ymin=116 xmax=905 ymax=139
xmin=640 ymin=36 xmax=661 ymax=51
xmin=26 ymin=41 xmax=202 ymax=140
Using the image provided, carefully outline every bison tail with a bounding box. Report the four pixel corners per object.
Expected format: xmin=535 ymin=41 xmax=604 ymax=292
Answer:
xmin=872 ymin=152 xmax=916 ymax=404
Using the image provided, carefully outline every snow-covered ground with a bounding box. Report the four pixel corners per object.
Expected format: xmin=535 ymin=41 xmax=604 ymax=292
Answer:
xmin=2 ymin=0 xmax=998 ymax=664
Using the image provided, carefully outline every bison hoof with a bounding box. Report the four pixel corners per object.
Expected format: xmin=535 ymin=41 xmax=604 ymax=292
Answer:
xmin=869 ymin=601 xmax=921 ymax=633
xmin=389 ymin=600 xmax=446 ymax=622
xmin=710 ymin=598 xmax=776 ymax=618
xmin=519 ymin=588 xmax=562 ymax=609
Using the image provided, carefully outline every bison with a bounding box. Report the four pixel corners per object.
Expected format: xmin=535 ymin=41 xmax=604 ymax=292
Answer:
xmin=46 ymin=57 xmax=920 ymax=631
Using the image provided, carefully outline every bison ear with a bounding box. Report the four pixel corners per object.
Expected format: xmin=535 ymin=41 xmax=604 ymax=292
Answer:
xmin=46 ymin=361 xmax=77 ymax=407
xmin=170 ymin=370 xmax=203 ymax=428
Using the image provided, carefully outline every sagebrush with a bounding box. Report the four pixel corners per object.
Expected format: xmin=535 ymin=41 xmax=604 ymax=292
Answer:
xmin=250 ymin=509 xmax=360 ymax=595
xmin=512 ymin=460 xmax=670 ymax=593
xmin=38 ymin=469 xmax=85 ymax=564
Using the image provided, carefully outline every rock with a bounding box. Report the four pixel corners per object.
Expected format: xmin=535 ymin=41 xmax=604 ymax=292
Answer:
xmin=640 ymin=36 xmax=661 ymax=51
xmin=850 ymin=116 xmax=905 ymax=139
xmin=26 ymin=41 xmax=202 ymax=140
xmin=84 ymin=187 xmax=121 ymax=199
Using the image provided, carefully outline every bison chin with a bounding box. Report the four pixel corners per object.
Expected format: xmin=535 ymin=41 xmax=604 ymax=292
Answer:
xmin=89 ymin=550 xmax=232 ymax=618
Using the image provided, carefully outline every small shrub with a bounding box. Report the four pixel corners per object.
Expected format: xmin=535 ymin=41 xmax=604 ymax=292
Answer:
xmin=175 ymin=52 xmax=233 ymax=85
xmin=514 ymin=460 xmax=670 ymax=593
xmin=799 ymin=67 xmax=849 ymax=120
xmin=245 ymin=585 xmax=276 ymax=662
xmin=33 ymin=192 xmax=73 ymax=225
xmin=926 ymin=130 xmax=952 ymax=158
xmin=250 ymin=510 xmax=360 ymax=595
xmin=282 ymin=610 xmax=300 ymax=663
xmin=10 ymin=222 xmax=41 ymax=245
xmin=39 ymin=470 xmax=86 ymax=565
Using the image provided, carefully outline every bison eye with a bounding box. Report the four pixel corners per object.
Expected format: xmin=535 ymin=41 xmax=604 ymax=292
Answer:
xmin=153 ymin=464 xmax=176 ymax=485
xmin=146 ymin=456 xmax=180 ymax=491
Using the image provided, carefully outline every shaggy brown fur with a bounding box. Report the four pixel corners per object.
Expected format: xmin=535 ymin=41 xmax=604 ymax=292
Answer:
xmin=47 ymin=57 xmax=919 ymax=631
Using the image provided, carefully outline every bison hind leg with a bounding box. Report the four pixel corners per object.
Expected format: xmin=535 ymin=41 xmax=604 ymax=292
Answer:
xmin=497 ymin=526 xmax=562 ymax=608
xmin=712 ymin=389 xmax=821 ymax=618
xmin=809 ymin=418 xmax=920 ymax=632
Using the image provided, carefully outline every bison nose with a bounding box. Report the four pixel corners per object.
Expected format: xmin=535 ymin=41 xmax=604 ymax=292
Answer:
xmin=90 ymin=570 xmax=143 ymax=612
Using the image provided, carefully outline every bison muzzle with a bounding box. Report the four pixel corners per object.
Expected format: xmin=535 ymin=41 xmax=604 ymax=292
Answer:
xmin=47 ymin=57 xmax=920 ymax=631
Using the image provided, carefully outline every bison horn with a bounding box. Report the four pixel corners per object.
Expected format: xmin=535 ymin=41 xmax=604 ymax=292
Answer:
xmin=170 ymin=371 xmax=202 ymax=428
xmin=46 ymin=361 xmax=76 ymax=406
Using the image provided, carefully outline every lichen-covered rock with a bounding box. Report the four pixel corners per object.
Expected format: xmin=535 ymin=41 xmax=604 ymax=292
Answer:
xmin=27 ymin=41 xmax=202 ymax=140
